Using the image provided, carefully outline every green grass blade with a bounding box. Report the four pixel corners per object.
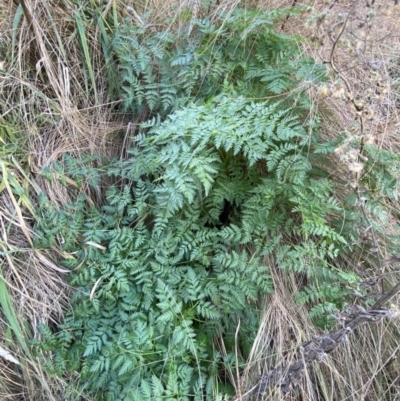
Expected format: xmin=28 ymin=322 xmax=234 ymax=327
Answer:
xmin=96 ymin=14 xmax=120 ymax=99
xmin=44 ymin=6 xmax=67 ymax=59
xmin=11 ymin=5 xmax=24 ymax=64
xmin=0 ymin=267 xmax=29 ymax=356
xmin=75 ymin=13 xmax=98 ymax=104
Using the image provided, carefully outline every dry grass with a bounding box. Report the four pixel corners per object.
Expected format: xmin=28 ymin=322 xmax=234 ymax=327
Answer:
xmin=0 ymin=0 xmax=125 ymax=399
xmin=1 ymin=0 xmax=400 ymax=400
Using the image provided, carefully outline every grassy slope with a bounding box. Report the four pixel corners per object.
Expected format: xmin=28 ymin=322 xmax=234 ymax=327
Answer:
xmin=1 ymin=0 xmax=400 ymax=400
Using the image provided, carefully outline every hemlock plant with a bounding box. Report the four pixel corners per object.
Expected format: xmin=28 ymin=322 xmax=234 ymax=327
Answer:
xmin=32 ymin=7 xmax=391 ymax=401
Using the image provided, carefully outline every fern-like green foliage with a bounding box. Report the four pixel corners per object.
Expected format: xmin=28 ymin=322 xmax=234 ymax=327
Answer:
xmin=113 ymin=7 xmax=326 ymax=117
xmin=34 ymin=92 xmax=361 ymax=400
xmin=32 ymin=7 xmax=365 ymax=401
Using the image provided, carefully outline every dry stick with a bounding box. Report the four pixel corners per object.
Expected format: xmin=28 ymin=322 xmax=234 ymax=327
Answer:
xmin=318 ymin=0 xmax=368 ymax=144
xmin=244 ymin=281 xmax=400 ymax=400
xmin=318 ymin=0 xmax=384 ymax=268
xmin=235 ymin=318 xmax=243 ymax=401
xmin=18 ymin=0 xmax=33 ymax=27
xmin=324 ymin=1 xmax=385 ymax=267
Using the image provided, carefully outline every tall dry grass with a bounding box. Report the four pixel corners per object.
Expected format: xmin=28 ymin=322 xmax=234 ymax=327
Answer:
xmin=0 ymin=0 xmax=125 ymax=399
xmin=1 ymin=0 xmax=400 ymax=400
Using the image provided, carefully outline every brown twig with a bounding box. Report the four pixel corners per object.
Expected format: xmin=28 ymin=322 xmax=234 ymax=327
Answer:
xmin=244 ymin=281 xmax=400 ymax=400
